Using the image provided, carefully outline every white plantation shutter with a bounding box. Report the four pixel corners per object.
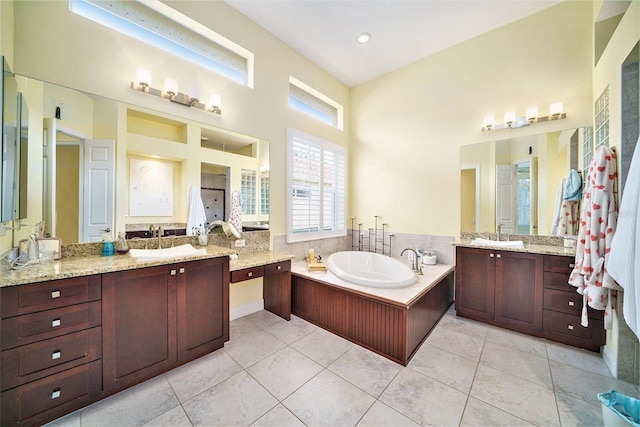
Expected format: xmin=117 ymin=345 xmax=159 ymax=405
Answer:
xmin=287 ymin=129 xmax=347 ymax=242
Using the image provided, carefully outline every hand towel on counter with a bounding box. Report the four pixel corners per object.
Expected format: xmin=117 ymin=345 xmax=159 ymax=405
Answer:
xmin=228 ymin=190 xmax=242 ymax=233
xmin=186 ymin=186 xmax=207 ymax=235
xmin=608 ymin=138 xmax=640 ymax=339
xmin=568 ymin=146 xmax=621 ymax=329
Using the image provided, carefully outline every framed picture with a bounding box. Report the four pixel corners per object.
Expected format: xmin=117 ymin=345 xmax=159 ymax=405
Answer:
xmin=129 ymin=158 xmax=174 ymax=217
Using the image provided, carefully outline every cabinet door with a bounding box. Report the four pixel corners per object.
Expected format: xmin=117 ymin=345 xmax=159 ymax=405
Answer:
xmin=177 ymin=257 xmax=229 ymax=363
xmin=264 ymin=261 xmax=291 ymax=321
xmin=102 ymin=265 xmax=176 ymax=395
xmin=495 ymin=251 xmax=543 ymax=335
xmin=455 ymin=247 xmax=495 ymax=321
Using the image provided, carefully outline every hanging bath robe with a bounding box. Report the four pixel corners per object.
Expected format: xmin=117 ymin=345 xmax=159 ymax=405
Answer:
xmin=228 ymin=190 xmax=243 ymax=233
xmin=608 ymin=138 xmax=640 ymax=339
xmin=568 ymin=146 xmax=621 ymax=329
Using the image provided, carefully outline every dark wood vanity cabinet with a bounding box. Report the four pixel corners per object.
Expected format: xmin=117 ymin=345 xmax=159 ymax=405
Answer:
xmin=102 ymin=257 xmax=229 ymax=395
xmin=0 ymin=275 xmax=103 ymax=427
xmin=456 ymin=247 xmax=605 ymax=351
xmin=455 ymin=247 xmax=542 ymax=335
xmin=542 ymin=255 xmax=605 ymax=351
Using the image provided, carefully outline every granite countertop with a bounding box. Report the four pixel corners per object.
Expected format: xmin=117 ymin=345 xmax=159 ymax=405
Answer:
xmin=453 ymin=238 xmax=576 ymax=257
xmin=1 ymin=246 xmax=295 ymax=288
xmin=291 ymin=260 xmax=454 ymax=307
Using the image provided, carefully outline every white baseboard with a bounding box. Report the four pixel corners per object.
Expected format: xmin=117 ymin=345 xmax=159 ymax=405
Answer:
xmin=230 ymin=299 xmax=264 ymax=321
xmin=603 ymin=345 xmax=617 ymax=377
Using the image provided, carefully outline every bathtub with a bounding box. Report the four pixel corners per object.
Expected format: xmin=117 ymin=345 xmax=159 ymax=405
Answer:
xmin=325 ymin=251 xmax=417 ymax=288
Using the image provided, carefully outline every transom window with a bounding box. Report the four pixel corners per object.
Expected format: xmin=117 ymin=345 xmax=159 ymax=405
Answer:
xmin=289 ymin=77 xmax=343 ymax=130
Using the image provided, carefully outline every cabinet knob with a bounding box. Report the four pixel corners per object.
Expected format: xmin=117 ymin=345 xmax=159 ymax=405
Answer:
xmin=52 ymin=318 xmax=61 ymax=328
xmin=569 ymin=263 xmax=575 ymax=268
xmin=52 ymin=351 xmax=61 ymax=360
xmin=496 ymin=254 xmax=502 ymax=259
xmin=568 ymin=301 xmax=575 ymax=307
xmin=567 ymin=324 xmax=574 ymax=330
xmin=51 ymin=290 xmax=61 ymax=299
xmin=179 ymin=268 xmax=185 ymax=274
xmin=248 ymin=272 xmax=253 ymax=277
xmin=277 ymin=265 xmax=282 ymax=270
xmin=171 ymin=270 xmax=177 ymax=276
xmin=489 ymin=254 xmax=494 ymax=258
xmin=51 ymin=389 xmax=61 ymax=399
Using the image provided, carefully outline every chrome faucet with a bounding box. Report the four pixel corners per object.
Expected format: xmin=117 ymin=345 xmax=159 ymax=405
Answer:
xmin=400 ymin=248 xmax=423 ymax=275
xmin=157 ymin=225 xmax=164 ymax=249
xmin=496 ymin=224 xmax=502 ymax=241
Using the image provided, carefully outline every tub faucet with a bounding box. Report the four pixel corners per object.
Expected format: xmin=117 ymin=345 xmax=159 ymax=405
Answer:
xmin=400 ymin=248 xmax=423 ymax=275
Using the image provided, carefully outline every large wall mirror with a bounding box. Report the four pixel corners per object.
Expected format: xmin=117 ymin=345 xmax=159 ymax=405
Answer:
xmin=17 ymin=74 xmax=269 ymax=245
xmin=461 ymin=127 xmax=589 ymax=237
xmin=1 ymin=58 xmax=29 ymax=222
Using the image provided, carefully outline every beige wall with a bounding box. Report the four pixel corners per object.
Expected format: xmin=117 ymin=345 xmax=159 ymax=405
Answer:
xmin=350 ymin=1 xmax=593 ymax=236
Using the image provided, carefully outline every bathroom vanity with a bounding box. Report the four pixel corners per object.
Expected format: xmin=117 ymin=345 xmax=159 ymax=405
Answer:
xmin=455 ymin=242 xmax=605 ymax=352
xmin=0 ymin=247 xmax=294 ymax=427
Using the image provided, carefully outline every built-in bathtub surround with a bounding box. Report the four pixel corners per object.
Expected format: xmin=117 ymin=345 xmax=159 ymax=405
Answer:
xmin=273 ymin=232 xmax=454 ymax=265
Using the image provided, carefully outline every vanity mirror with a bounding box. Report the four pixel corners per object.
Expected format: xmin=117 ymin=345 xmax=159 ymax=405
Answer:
xmin=17 ymin=74 xmax=269 ymax=245
xmin=461 ymin=127 xmax=589 ymax=237
xmin=1 ymin=58 xmax=29 ymax=222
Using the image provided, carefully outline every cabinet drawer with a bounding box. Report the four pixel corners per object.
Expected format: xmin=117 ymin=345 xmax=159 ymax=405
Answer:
xmin=543 ymin=255 xmax=575 ymax=274
xmin=543 ymin=289 xmax=604 ymax=320
xmin=543 ymin=309 xmax=605 ymax=350
xmin=230 ymin=266 xmax=264 ymax=283
xmin=543 ymin=272 xmax=574 ymax=291
xmin=264 ymin=260 xmax=291 ymax=275
xmin=1 ymin=275 xmax=101 ymax=318
xmin=1 ymin=359 xmax=102 ymax=427
xmin=1 ymin=301 xmax=102 ymax=350
xmin=1 ymin=327 xmax=102 ymax=390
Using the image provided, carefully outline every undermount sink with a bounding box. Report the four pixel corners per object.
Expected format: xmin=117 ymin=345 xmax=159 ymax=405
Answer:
xmin=470 ymin=238 xmax=525 ymax=249
xmin=129 ymin=244 xmax=207 ymax=262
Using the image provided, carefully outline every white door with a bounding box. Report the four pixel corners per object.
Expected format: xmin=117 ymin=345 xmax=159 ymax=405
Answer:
xmin=529 ymin=156 xmax=539 ymax=235
xmin=496 ymin=165 xmax=517 ymax=234
xmin=82 ymin=139 xmax=115 ymax=242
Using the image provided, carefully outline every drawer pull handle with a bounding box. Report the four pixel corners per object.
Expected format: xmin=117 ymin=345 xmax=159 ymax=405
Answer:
xmin=489 ymin=254 xmax=494 ymax=258
xmin=51 ymin=389 xmax=61 ymax=399
xmin=277 ymin=265 xmax=282 ymax=270
xmin=567 ymin=324 xmax=574 ymax=330
xmin=52 ymin=318 xmax=61 ymax=328
xmin=496 ymin=254 xmax=502 ymax=259
xmin=568 ymin=301 xmax=575 ymax=307
xmin=179 ymin=268 xmax=185 ymax=274
xmin=51 ymin=290 xmax=61 ymax=299
xmin=248 ymin=272 xmax=253 ymax=277
xmin=52 ymin=351 xmax=61 ymax=360
xmin=170 ymin=270 xmax=177 ymax=276
xmin=569 ymin=263 xmax=575 ymax=268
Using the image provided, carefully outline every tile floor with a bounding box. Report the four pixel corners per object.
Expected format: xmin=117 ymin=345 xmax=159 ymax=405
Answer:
xmin=47 ymin=307 xmax=639 ymax=426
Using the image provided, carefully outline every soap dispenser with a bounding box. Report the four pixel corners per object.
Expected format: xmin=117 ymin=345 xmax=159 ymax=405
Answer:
xmin=102 ymin=232 xmax=115 ymax=256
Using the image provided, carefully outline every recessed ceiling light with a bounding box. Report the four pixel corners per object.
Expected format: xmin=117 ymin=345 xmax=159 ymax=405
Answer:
xmin=357 ymin=33 xmax=371 ymax=44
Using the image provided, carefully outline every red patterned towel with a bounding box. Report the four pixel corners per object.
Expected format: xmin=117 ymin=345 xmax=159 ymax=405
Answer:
xmin=568 ymin=146 xmax=620 ymax=329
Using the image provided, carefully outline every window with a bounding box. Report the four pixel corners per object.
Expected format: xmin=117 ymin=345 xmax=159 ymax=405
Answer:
xmin=241 ymin=169 xmax=256 ymax=215
xmin=289 ymin=77 xmax=344 ymax=130
xmin=287 ymin=129 xmax=346 ymax=242
xmin=582 ymin=127 xmax=593 ymax=177
xmin=594 ymin=86 xmax=610 ymax=150
xmin=70 ymin=0 xmax=254 ymax=87
xmin=260 ymin=171 xmax=270 ymax=215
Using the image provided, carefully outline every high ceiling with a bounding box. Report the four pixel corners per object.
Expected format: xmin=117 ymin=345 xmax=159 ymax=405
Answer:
xmin=225 ymin=0 xmax=563 ymax=87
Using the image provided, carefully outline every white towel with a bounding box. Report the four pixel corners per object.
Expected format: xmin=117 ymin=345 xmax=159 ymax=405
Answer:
xmin=551 ymin=178 xmax=566 ymax=235
xmin=186 ymin=186 xmax=207 ymax=236
xmin=568 ymin=146 xmax=621 ymax=329
xmin=608 ymin=139 xmax=640 ymax=339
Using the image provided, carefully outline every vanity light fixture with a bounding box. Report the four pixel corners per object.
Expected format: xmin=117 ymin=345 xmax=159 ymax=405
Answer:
xmin=481 ymin=101 xmax=566 ymax=132
xmin=131 ymin=68 xmax=222 ymax=115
